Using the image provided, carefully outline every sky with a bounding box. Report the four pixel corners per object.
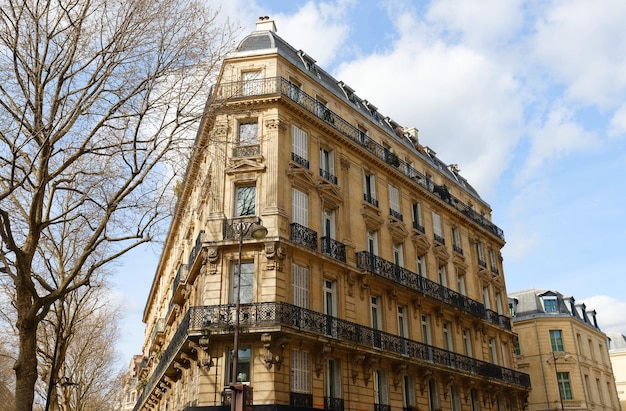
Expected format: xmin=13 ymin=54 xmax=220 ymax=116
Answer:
xmin=113 ymin=0 xmax=626 ymax=365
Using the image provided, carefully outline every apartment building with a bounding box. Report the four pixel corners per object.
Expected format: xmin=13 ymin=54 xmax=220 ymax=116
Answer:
xmin=133 ymin=18 xmax=530 ymax=411
xmin=509 ymin=289 xmax=619 ymax=411
xmin=607 ymin=332 xmax=626 ymax=410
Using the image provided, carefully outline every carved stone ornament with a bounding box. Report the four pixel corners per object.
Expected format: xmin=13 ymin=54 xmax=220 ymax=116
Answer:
xmin=264 ymin=241 xmax=286 ymax=271
xmin=260 ymin=333 xmax=287 ymax=370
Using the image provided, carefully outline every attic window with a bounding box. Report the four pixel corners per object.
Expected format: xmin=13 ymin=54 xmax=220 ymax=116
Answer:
xmin=297 ymin=50 xmax=318 ymax=76
xmin=338 ymin=81 xmax=356 ymax=103
xmin=542 ymin=296 xmax=558 ymax=313
xmin=362 ymin=100 xmax=378 ymax=115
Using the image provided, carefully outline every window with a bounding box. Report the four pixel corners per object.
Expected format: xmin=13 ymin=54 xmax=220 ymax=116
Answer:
xmin=389 ymin=185 xmax=402 ymax=220
xmin=443 ymin=322 xmax=453 ymax=351
xmin=462 ymin=329 xmax=472 ymax=356
xmin=476 ymin=241 xmax=486 ymax=267
xmin=514 ymin=337 xmax=521 ymax=356
xmin=438 ymin=264 xmax=447 ymax=287
xmin=412 ymin=202 xmax=424 ymax=232
xmin=550 ymin=330 xmax=564 ymax=352
xmin=227 ymin=346 xmax=251 ymax=384
xmin=373 ymin=369 xmax=388 ymax=406
xmin=450 ymin=384 xmax=461 ymax=411
xmin=292 ymin=189 xmax=308 ymax=226
xmin=292 ymin=125 xmax=308 ymax=168
xmin=241 ymin=71 xmax=261 ymax=96
xmin=482 ymin=286 xmax=491 ymax=310
xmin=557 ymin=372 xmax=573 ymax=400
xmin=543 ymin=297 xmax=558 ymax=313
xmin=457 ymin=272 xmax=466 ymax=295
xmin=292 ymin=263 xmax=309 ymax=308
xmin=237 ymin=121 xmax=258 ymax=145
xmin=232 ymin=262 xmax=254 ymax=304
xmin=291 ymin=349 xmax=311 ymax=394
xmin=323 ymin=280 xmax=337 ymax=337
xmin=371 ymin=296 xmax=382 ymax=348
xmin=421 ymin=314 xmax=432 ymax=345
xmin=325 ymin=359 xmax=341 ymax=400
xmin=428 ymin=379 xmax=439 ymax=411
xmin=398 ymin=306 xmax=408 ymax=355
xmin=471 ymin=389 xmax=480 ymax=411
xmin=403 ymin=375 xmax=416 ymax=408
xmin=489 ymin=338 xmax=498 ymax=365
xmin=432 ymin=211 xmax=444 ymax=244
xmin=363 ymin=173 xmax=377 ymax=206
xmin=452 ymin=227 xmax=462 ymax=254
xmin=501 ymin=342 xmax=509 ymax=367
xmin=357 ymin=124 xmax=368 ymax=143
xmin=393 ymin=243 xmax=404 ymax=267
xmin=489 ymin=250 xmax=499 ymax=274
xmin=322 ymin=208 xmax=336 ymax=239
xmin=367 ymin=230 xmax=378 ymax=256
xmin=320 ymin=147 xmax=336 ymax=183
xmin=288 ymin=78 xmax=303 ymax=103
xmin=495 ymin=293 xmax=503 ymax=315
xmin=316 ymin=96 xmax=332 ymax=122
xmin=417 ymin=255 xmax=426 ymax=277
xmin=235 ymin=185 xmax=256 ymax=216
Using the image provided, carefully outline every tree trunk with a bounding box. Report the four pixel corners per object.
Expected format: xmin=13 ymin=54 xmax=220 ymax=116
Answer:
xmin=14 ymin=282 xmax=39 ymax=411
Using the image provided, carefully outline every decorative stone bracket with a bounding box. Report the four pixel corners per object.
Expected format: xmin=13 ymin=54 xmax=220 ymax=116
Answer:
xmin=260 ymin=333 xmax=287 ymax=370
xmin=264 ymin=241 xmax=286 ymax=271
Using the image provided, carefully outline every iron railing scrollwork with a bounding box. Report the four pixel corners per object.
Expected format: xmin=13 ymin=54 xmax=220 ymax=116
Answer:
xmin=321 ymin=236 xmax=347 ymax=262
xmin=291 ymin=152 xmax=310 ymax=169
xmin=364 ymin=194 xmax=379 ymax=207
xmin=233 ymin=144 xmax=261 ymax=158
xmin=355 ymin=251 xmax=511 ymax=329
xmin=320 ymin=168 xmax=338 ymax=184
xmin=223 ymin=217 xmax=262 ymax=240
xmin=290 ymin=392 xmax=313 ymax=408
xmin=290 ymin=222 xmax=318 ymax=251
xmin=324 ymin=397 xmax=344 ymax=411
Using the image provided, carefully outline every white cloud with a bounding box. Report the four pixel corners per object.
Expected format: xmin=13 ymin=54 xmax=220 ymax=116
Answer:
xmin=609 ymin=103 xmax=626 ymax=138
xmin=530 ymin=0 xmax=626 ymax=108
xmin=518 ymin=102 xmax=598 ymax=183
xmin=582 ymin=295 xmax=626 ymax=334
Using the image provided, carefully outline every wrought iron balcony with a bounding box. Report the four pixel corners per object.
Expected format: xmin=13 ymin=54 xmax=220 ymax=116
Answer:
xmin=491 ymin=266 xmax=500 ymax=275
xmin=171 ymin=263 xmax=189 ymax=304
xmin=188 ymin=230 xmax=205 ymax=267
xmin=290 ymin=222 xmax=318 ymax=251
xmin=321 ymin=236 xmax=347 ymax=262
xmin=325 ymin=397 xmax=344 ymax=411
xmin=223 ymin=217 xmax=262 ymax=240
xmin=291 ymin=392 xmax=313 ymax=408
xmin=390 ymin=208 xmax=403 ymax=221
xmin=453 ymin=244 xmax=464 ymax=255
xmin=134 ymin=301 xmax=529 ymax=411
xmin=478 ymin=259 xmax=487 ymax=269
xmin=363 ymin=193 xmax=379 ymax=207
xmin=232 ymin=144 xmax=260 ymax=158
xmin=434 ymin=234 xmax=445 ymax=245
xmin=375 ymin=404 xmax=391 ymax=411
xmin=412 ymin=221 xmax=425 ymax=234
xmin=291 ymin=152 xmax=309 ymax=169
xmin=355 ymin=251 xmax=511 ymax=330
xmin=186 ymin=303 xmax=529 ymax=388
xmin=213 ymin=76 xmax=505 ymax=242
xmin=320 ymin=168 xmax=338 ymax=184
xmin=486 ymin=309 xmax=511 ymax=329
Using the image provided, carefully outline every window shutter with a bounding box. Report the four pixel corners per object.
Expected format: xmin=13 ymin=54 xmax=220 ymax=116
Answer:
xmin=292 ymin=126 xmax=308 ymax=160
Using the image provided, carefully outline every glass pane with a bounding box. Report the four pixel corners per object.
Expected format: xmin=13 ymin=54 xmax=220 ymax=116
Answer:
xmin=236 ymin=186 xmax=256 ymax=216
xmin=238 ymin=122 xmax=258 ymax=145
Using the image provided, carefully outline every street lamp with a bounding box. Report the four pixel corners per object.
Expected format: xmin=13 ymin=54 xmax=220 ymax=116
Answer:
xmin=231 ymin=220 xmax=267 ymax=411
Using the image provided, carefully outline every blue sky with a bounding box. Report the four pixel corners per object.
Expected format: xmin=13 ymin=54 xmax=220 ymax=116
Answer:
xmin=113 ymin=0 xmax=626 ymax=363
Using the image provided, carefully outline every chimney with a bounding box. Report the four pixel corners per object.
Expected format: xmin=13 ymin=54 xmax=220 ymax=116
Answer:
xmin=256 ymin=16 xmax=277 ymax=32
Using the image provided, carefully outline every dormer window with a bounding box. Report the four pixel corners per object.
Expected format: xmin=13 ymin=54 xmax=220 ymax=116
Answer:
xmin=542 ymin=296 xmax=558 ymax=313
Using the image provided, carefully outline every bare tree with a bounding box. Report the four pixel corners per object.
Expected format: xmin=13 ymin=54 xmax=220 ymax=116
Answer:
xmin=0 ymin=0 xmax=237 ymax=409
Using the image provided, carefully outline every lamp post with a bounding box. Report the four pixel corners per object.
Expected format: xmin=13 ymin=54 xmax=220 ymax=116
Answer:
xmin=549 ymin=352 xmax=565 ymax=411
xmin=231 ymin=219 xmax=267 ymax=411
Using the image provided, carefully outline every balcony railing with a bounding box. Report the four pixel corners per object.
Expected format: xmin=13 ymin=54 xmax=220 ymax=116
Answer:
xmin=478 ymin=259 xmax=487 ymax=269
xmin=390 ymin=209 xmax=403 ymax=221
xmin=172 ymin=263 xmax=189 ymax=304
xmin=325 ymin=397 xmax=344 ymax=411
xmin=290 ymin=392 xmax=313 ymax=408
xmin=223 ymin=217 xmax=262 ymax=240
xmin=434 ymin=234 xmax=445 ymax=245
xmin=321 ymin=236 xmax=347 ymax=262
xmin=412 ymin=221 xmax=425 ymax=234
xmin=290 ymin=223 xmax=318 ymax=251
xmin=355 ymin=251 xmax=511 ymax=330
xmin=320 ymin=168 xmax=338 ymax=184
xmin=453 ymin=244 xmax=464 ymax=255
xmin=213 ymin=77 xmax=505 ymax=242
xmin=291 ymin=152 xmax=309 ymax=169
xmin=188 ymin=230 xmax=205 ymax=267
xmin=186 ymin=303 xmax=530 ymax=388
xmin=233 ymin=144 xmax=260 ymax=158
xmin=491 ymin=267 xmax=500 ymax=276
xmin=375 ymin=404 xmax=391 ymax=411
xmin=364 ymin=193 xmax=379 ymax=207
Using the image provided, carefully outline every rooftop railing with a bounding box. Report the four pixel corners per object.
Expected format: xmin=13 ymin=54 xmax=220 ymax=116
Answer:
xmin=214 ymin=77 xmax=504 ymax=241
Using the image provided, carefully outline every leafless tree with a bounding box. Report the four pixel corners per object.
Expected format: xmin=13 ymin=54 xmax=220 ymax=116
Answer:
xmin=0 ymin=0 xmax=237 ymax=409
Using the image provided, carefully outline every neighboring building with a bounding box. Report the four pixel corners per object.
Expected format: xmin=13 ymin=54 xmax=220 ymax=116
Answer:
xmin=133 ymin=18 xmax=530 ymax=411
xmin=122 ymin=354 xmax=144 ymax=411
xmin=509 ymin=289 xmax=620 ymax=411
xmin=607 ymin=332 xmax=626 ymax=410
